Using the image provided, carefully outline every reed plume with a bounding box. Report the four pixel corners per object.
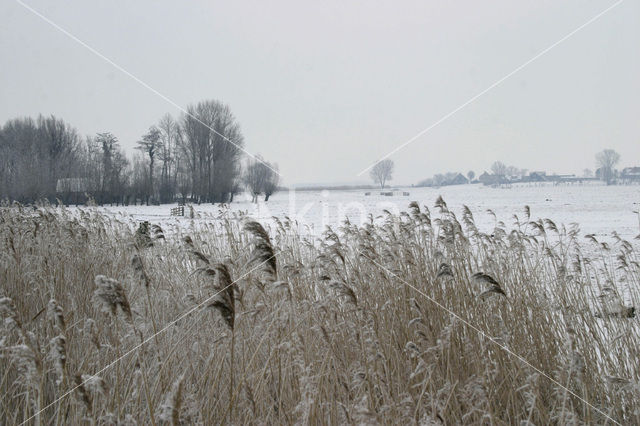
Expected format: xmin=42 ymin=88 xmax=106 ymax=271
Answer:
xmin=49 ymin=335 xmax=66 ymax=385
xmin=92 ymin=275 xmax=132 ymax=321
xmin=134 ymin=221 xmax=153 ymax=249
xmin=158 ymin=374 xmax=184 ymax=425
xmin=47 ymin=299 xmax=65 ymax=332
xmin=204 ymin=263 xmax=236 ymax=329
xmin=472 ymin=272 xmax=507 ymax=298
xmin=244 ymin=220 xmax=277 ymax=280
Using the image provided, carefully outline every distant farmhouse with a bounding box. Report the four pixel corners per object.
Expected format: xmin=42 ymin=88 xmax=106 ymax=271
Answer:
xmin=445 ymin=173 xmax=469 ymax=186
xmin=621 ymin=167 xmax=640 ymax=183
xmin=478 ymin=172 xmax=508 ymax=186
xmin=594 ymin=166 xmax=640 ymax=184
xmin=56 ymin=178 xmax=92 ymax=204
xmin=527 ymin=171 xmax=547 ymax=182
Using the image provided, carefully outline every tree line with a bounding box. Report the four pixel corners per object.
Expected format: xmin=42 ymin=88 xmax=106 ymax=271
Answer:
xmin=0 ymin=99 xmax=279 ymax=205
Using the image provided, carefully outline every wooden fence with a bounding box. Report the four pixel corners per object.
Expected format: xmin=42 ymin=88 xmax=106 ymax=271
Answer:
xmin=170 ymin=205 xmax=185 ymax=216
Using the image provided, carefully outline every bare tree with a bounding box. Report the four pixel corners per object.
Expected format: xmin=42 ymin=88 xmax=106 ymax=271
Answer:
xmin=38 ymin=115 xmax=82 ymax=195
xmin=95 ymin=132 xmax=118 ymax=203
xmin=0 ymin=115 xmax=82 ymax=202
xmin=157 ymin=114 xmax=179 ymax=203
xmin=491 ymin=161 xmax=508 ymax=176
xmin=243 ymin=156 xmax=279 ymax=202
xmin=596 ymin=149 xmax=620 ymax=185
xmin=243 ymin=157 xmax=264 ymax=203
xmin=87 ymin=132 xmax=130 ymax=205
xmin=131 ymin=153 xmax=149 ymax=204
xmin=262 ymin=162 xmax=280 ymax=201
xmin=467 ymin=170 xmax=475 ymax=183
xmin=0 ymin=117 xmax=40 ymax=201
xmin=136 ymin=126 xmax=162 ymax=204
xmin=370 ymin=159 xmax=394 ymax=189
xmin=109 ymin=145 xmax=130 ymax=205
xmin=178 ymin=100 xmax=244 ymax=203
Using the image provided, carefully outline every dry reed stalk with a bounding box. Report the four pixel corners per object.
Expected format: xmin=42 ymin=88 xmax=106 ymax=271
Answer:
xmin=198 ymin=263 xmax=237 ymax=421
xmin=1 ymin=202 xmax=639 ymax=423
xmin=132 ymin=253 xmax=159 ymax=341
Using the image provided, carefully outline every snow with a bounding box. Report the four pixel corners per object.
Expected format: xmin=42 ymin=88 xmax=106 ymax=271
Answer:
xmin=90 ymin=182 xmax=640 ymax=242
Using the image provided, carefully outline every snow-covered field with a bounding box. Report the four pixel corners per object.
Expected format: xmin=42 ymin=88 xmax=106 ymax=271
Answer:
xmin=95 ymin=182 xmax=640 ymax=242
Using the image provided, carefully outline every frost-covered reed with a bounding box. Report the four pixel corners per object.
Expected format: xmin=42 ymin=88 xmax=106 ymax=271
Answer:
xmin=0 ymin=200 xmax=639 ymax=424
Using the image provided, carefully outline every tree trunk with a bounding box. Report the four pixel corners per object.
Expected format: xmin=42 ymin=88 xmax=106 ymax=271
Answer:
xmin=149 ymin=156 xmax=154 ymax=199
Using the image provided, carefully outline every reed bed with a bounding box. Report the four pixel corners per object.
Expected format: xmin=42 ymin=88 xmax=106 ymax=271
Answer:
xmin=1 ymin=199 xmax=639 ymax=425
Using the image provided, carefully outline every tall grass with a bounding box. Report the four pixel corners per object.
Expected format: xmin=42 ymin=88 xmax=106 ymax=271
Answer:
xmin=1 ymin=199 xmax=639 ymax=424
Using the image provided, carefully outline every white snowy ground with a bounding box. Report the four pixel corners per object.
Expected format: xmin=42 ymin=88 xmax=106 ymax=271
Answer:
xmin=90 ymin=182 xmax=640 ymax=243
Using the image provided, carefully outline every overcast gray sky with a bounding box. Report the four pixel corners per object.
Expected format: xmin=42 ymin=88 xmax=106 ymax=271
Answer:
xmin=1 ymin=0 xmax=638 ymax=185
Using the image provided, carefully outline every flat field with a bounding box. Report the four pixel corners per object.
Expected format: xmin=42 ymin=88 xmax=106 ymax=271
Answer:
xmin=99 ymin=183 xmax=640 ymax=242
